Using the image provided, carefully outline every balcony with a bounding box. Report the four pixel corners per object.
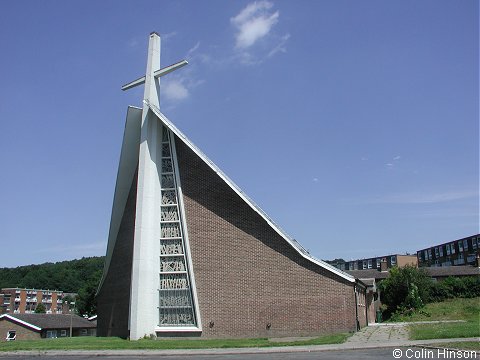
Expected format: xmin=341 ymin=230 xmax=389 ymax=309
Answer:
xmin=14 ymin=298 xmax=21 ymax=302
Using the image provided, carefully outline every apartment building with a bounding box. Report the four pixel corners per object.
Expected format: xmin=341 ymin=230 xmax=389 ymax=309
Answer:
xmin=336 ymin=254 xmax=418 ymax=271
xmin=0 ymin=288 xmax=64 ymax=315
xmin=417 ymin=234 xmax=480 ymax=267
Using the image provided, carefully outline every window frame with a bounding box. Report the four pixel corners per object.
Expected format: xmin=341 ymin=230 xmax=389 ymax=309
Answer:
xmin=6 ymin=330 xmax=16 ymax=341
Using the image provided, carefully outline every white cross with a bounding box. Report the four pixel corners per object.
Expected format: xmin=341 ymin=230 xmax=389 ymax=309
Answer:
xmin=121 ymin=59 xmax=188 ymax=91
xmin=120 ymin=32 xmax=188 ymax=108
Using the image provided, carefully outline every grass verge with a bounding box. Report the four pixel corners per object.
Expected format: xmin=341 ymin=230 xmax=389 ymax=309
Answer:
xmin=0 ymin=333 xmax=351 ymax=352
xmin=409 ymin=321 xmax=479 ymax=340
xmin=405 ymin=297 xmax=480 ymax=340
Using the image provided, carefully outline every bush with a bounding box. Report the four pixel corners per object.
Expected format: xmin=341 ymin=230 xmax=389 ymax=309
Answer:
xmin=429 ymin=276 xmax=480 ymax=302
xmin=379 ymin=265 xmax=432 ymax=318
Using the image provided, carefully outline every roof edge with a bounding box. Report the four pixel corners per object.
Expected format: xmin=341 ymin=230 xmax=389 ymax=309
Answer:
xmin=0 ymin=314 xmax=42 ymax=331
xmin=146 ymin=101 xmax=355 ymax=283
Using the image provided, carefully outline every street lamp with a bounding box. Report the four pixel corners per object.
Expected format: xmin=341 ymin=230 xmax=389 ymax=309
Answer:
xmin=69 ymin=302 xmax=76 ymax=337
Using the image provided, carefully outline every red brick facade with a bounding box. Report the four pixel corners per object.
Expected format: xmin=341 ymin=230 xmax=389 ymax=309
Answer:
xmin=0 ymin=320 xmax=41 ymax=341
xmin=97 ymin=132 xmax=362 ymax=339
xmin=175 ymin=137 xmax=358 ymax=338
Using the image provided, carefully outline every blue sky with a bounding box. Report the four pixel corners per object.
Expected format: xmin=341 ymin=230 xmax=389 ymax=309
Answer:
xmin=0 ymin=1 xmax=478 ymax=267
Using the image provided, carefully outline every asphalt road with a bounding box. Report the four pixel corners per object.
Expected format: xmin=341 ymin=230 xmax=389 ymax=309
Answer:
xmin=1 ymin=347 xmax=477 ymax=360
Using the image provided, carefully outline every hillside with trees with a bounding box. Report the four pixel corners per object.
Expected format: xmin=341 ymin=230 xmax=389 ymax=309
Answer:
xmin=0 ymin=256 xmax=105 ymax=316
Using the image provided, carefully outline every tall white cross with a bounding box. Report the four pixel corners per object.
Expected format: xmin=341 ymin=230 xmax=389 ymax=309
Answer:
xmin=125 ymin=32 xmax=189 ymax=340
xmin=121 ymin=31 xmax=188 ymax=108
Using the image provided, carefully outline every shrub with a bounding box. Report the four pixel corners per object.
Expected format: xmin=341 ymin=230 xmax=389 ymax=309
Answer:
xmin=379 ymin=265 xmax=432 ymax=318
xmin=429 ymin=276 xmax=480 ymax=302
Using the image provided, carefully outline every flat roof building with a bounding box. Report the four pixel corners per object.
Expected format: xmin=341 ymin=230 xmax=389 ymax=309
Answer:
xmin=0 ymin=288 xmax=64 ymax=315
xmin=417 ymin=234 xmax=479 ymax=267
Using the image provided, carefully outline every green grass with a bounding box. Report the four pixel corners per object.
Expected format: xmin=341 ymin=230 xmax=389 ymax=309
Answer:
xmin=402 ymin=297 xmax=480 ymax=340
xmin=410 ymin=321 xmax=480 ymax=340
xmin=0 ymin=333 xmax=351 ymax=352
xmin=429 ymin=342 xmax=480 ymax=351
xmin=389 ymin=297 xmax=480 ymax=322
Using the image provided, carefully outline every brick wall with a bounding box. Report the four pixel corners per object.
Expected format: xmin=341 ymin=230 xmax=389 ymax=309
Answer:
xmin=0 ymin=319 xmax=41 ymax=341
xmin=175 ymin=137 xmax=357 ymax=338
xmin=397 ymin=255 xmax=418 ymax=268
xmin=96 ymin=171 xmax=138 ymax=338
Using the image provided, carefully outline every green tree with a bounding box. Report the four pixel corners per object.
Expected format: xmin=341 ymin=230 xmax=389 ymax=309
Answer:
xmin=76 ymin=269 xmax=102 ymax=317
xmin=379 ymin=265 xmax=432 ymax=318
xmin=34 ymin=303 xmax=46 ymax=313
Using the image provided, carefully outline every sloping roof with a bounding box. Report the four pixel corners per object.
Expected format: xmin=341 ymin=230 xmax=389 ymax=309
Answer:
xmin=347 ymin=265 xmax=479 ymax=281
xmin=425 ymin=266 xmax=479 ymax=277
xmin=147 ymin=101 xmax=355 ymax=283
xmin=346 ymin=269 xmax=390 ymax=280
xmin=0 ymin=314 xmax=96 ymax=330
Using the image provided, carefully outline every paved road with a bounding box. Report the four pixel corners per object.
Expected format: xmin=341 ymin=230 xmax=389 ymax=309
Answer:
xmin=1 ymin=347 xmax=478 ymax=360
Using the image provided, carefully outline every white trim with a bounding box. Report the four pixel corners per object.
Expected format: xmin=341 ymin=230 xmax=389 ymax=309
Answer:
xmin=0 ymin=314 xmax=42 ymax=331
xmin=155 ymin=326 xmax=202 ymax=333
xmin=170 ymin=129 xmax=202 ymax=331
xmin=146 ymin=101 xmax=355 ymax=283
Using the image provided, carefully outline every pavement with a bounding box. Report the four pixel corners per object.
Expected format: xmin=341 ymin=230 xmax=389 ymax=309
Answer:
xmin=0 ymin=321 xmax=478 ymax=357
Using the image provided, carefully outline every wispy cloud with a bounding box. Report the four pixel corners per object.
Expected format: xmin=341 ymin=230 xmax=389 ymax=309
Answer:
xmin=230 ymin=1 xmax=288 ymax=65
xmin=231 ymin=1 xmax=279 ymax=49
xmin=369 ymin=190 xmax=478 ymax=204
xmin=161 ymin=41 xmax=206 ymax=105
xmin=162 ymin=32 xmax=177 ymax=40
xmin=268 ymin=33 xmax=291 ymax=58
xmin=385 ymin=155 xmax=401 ymax=168
xmin=187 ymin=41 xmax=201 ymax=57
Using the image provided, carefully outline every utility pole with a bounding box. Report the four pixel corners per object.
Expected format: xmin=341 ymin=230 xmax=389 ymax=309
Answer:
xmin=69 ymin=301 xmax=76 ymax=337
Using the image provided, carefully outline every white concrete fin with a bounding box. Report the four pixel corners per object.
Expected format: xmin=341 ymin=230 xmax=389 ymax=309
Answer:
xmin=97 ymin=106 xmax=142 ymax=293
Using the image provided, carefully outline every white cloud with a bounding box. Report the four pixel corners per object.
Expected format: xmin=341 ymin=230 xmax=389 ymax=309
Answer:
xmin=313 ymin=177 xmax=319 ymax=182
xmin=231 ymin=1 xmax=279 ymax=49
xmin=393 ymin=155 xmax=401 ymax=160
xmin=163 ymin=79 xmax=189 ymax=101
xmin=187 ymin=41 xmax=200 ymax=58
xmin=162 ymin=32 xmax=177 ymax=40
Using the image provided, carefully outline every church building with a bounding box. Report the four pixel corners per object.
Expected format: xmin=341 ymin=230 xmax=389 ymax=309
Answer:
xmin=96 ymin=32 xmax=367 ymax=340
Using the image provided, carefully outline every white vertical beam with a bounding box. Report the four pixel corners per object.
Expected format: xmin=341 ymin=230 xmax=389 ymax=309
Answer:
xmin=129 ymin=32 xmax=162 ymax=340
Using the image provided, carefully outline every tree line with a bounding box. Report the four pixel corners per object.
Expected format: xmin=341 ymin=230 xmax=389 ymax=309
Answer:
xmin=0 ymin=256 xmax=105 ymax=316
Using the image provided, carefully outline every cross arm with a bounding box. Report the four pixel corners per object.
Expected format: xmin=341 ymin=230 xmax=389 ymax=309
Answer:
xmin=121 ymin=59 xmax=188 ymax=91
